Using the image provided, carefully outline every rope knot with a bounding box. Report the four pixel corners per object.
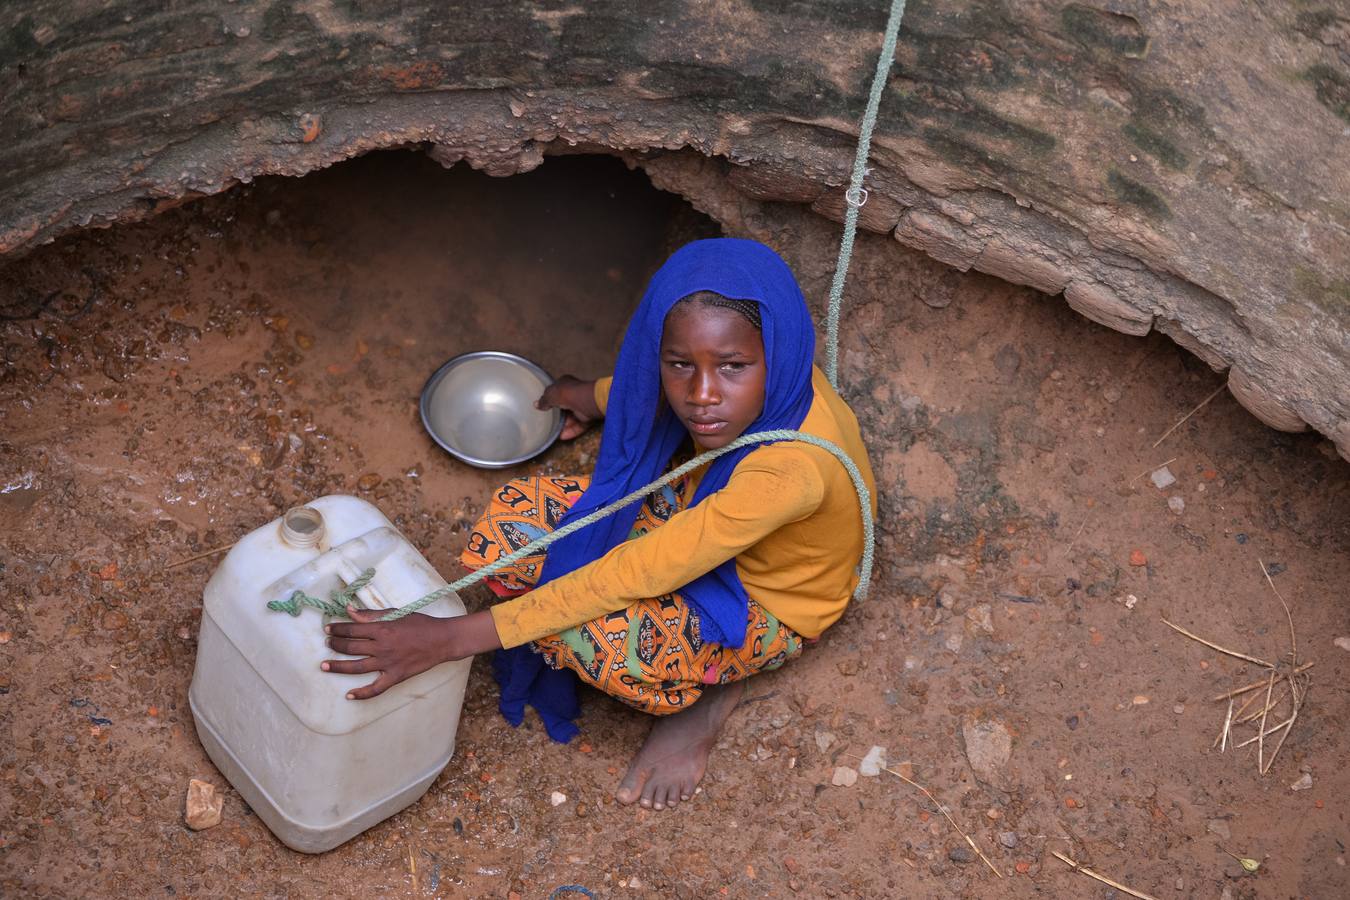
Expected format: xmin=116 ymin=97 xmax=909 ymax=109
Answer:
xmin=266 ymin=567 xmax=376 ymax=619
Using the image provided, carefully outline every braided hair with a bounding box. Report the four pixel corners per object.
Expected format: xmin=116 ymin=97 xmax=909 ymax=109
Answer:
xmin=673 ymin=291 xmax=763 ymax=332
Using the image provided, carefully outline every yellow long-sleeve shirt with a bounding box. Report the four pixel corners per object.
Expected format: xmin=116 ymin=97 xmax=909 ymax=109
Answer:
xmin=489 ymin=366 xmax=877 ymax=648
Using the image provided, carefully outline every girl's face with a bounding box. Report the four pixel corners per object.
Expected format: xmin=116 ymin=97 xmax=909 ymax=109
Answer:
xmin=659 ymin=303 xmax=766 ymax=450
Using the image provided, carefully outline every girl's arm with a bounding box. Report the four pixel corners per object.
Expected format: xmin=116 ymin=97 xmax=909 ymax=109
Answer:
xmin=321 ymin=608 xmax=502 ymax=700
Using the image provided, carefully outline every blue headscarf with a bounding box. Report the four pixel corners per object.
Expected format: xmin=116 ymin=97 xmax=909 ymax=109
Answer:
xmin=494 ymin=238 xmax=816 ymax=741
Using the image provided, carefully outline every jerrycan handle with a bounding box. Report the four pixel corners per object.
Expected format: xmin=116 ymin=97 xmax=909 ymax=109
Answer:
xmin=265 ymin=526 xmax=402 ymax=613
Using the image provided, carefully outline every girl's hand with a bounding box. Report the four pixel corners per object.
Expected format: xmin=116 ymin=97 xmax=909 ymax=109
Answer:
xmin=321 ymin=608 xmax=503 ymax=700
xmin=537 ymin=375 xmax=601 ymax=440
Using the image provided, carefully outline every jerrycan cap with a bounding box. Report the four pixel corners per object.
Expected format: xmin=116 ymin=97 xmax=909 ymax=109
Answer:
xmin=280 ymin=506 xmax=325 ymax=548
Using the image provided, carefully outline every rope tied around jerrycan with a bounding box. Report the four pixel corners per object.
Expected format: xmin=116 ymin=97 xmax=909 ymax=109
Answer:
xmin=269 ymin=430 xmax=875 ymax=621
xmin=271 ymin=0 xmax=907 ymax=622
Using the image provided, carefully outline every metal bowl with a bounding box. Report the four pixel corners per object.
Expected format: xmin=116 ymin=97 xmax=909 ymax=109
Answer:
xmin=419 ymin=351 xmax=562 ymax=468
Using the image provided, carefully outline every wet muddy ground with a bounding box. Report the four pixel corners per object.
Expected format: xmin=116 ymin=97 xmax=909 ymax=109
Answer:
xmin=2 ymin=152 xmax=1348 ymax=899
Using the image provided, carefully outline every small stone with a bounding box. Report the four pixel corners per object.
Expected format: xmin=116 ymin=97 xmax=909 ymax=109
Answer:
xmin=1150 ymin=466 xmax=1177 ymax=489
xmin=895 ymin=760 xmax=914 ymax=780
xmin=357 ymin=473 xmax=381 ymax=491
xmin=295 ymin=332 xmax=314 ymax=350
xmin=1334 ymin=637 xmax=1350 ymax=653
xmin=1168 ymin=495 xmax=1185 ymax=514
xmin=1129 ymin=549 xmax=1147 ymax=567
xmin=936 ymin=587 xmax=962 ymax=611
xmin=1235 ymin=532 xmax=1248 ymax=544
xmin=984 ymin=807 xmax=1001 ymax=820
xmin=549 ymin=791 xmax=567 ymax=807
xmin=1132 ymin=695 xmax=1150 ymax=705
xmin=1175 ymin=876 xmax=1185 ymax=891
xmin=814 ymin=730 xmax=836 ymax=753
xmin=1065 ymin=714 xmax=1079 ymax=730
xmin=574 ymin=802 xmax=588 ymax=818
xmin=944 ymin=631 xmax=964 ymax=654
xmin=962 ymin=718 xmax=1013 ymax=786
xmin=1207 ymin=818 xmax=1232 ymax=840
xmin=964 ymin=603 xmax=994 ymax=636
xmin=1124 ymin=594 xmax=1139 ymax=610
xmin=101 ymin=610 xmax=129 ymax=631
xmin=185 ymin=779 xmax=223 ymax=830
xmin=1103 ymin=385 xmax=1122 ymax=404
xmin=783 ymin=857 xmax=801 ymax=875
xmin=999 ymin=831 xmax=1019 ymax=849
xmin=1173 ymin=704 xmax=1185 ymax=714
xmin=948 ymin=846 xmax=974 ymax=864
xmin=858 ymin=745 xmax=886 ymax=777
xmin=1289 ymin=772 xmax=1313 ymax=792
xmin=831 ymin=766 xmax=858 ymax=787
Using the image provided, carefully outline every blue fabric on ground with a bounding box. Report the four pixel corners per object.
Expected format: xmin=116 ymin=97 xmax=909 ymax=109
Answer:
xmin=498 ymin=238 xmax=815 ymax=741
xmin=492 ymin=645 xmax=580 ymax=743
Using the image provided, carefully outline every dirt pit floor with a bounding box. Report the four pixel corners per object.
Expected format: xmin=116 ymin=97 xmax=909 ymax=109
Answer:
xmin=2 ymin=152 xmax=1349 ymax=899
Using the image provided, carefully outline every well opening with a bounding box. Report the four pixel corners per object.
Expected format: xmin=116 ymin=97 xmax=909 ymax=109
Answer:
xmin=0 ymin=150 xmax=724 ymax=527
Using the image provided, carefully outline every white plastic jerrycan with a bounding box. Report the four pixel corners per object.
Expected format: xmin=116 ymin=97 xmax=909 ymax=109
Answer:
xmin=189 ymin=495 xmax=471 ymax=853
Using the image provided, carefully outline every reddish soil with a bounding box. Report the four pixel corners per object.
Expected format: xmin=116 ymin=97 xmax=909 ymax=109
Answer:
xmin=1 ymin=152 xmax=1347 ymax=899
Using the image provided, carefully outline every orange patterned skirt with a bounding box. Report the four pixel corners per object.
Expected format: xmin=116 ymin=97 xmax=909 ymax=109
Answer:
xmin=460 ymin=473 xmax=804 ymax=715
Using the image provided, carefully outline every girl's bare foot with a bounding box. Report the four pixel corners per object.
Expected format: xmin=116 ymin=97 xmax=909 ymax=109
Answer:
xmin=614 ymin=682 xmax=745 ymax=810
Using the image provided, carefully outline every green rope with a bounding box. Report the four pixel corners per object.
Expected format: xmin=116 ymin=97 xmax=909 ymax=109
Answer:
xmin=268 ymin=566 xmax=374 ymax=617
xmin=269 ymin=430 xmax=874 ymax=621
xmin=824 ymin=0 xmax=907 ymax=387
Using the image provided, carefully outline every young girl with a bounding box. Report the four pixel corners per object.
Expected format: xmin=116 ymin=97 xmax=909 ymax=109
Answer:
xmin=321 ymin=239 xmax=875 ymax=811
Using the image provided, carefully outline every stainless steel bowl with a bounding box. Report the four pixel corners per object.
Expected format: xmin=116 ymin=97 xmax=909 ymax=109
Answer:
xmin=419 ymin=351 xmax=562 ymax=468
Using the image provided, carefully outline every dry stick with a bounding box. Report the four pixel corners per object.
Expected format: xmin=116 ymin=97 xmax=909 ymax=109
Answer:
xmin=1215 ymin=697 xmax=1234 ymax=752
xmin=1259 ymin=557 xmax=1304 ymax=775
xmin=1262 ymin=676 xmax=1304 ymax=775
xmin=860 ymin=760 xmax=1002 ymax=879
xmin=1233 ymin=713 xmax=1297 ymax=750
xmin=1210 ymin=662 xmax=1314 ymax=701
xmin=1161 ymin=618 xmax=1274 ymax=668
xmin=1257 ymin=670 xmax=1275 ymax=773
xmin=1064 ymin=506 xmax=1095 ymax=556
xmin=1051 ymin=850 xmax=1160 ymax=900
xmin=165 ymin=542 xmax=236 ymax=570
xmin=1151 ymin=383 xmax=1227 ymax=449
xmin=1129 ymin=457 xmax=1177 ymax=486
xmin=1230 ymin=683 xmax=1270 ymax=723
xmin=1259 ymin=559 xmax=1298 ymax=670
xmin=1234 ymin=685 xmax=1291 ymax=725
